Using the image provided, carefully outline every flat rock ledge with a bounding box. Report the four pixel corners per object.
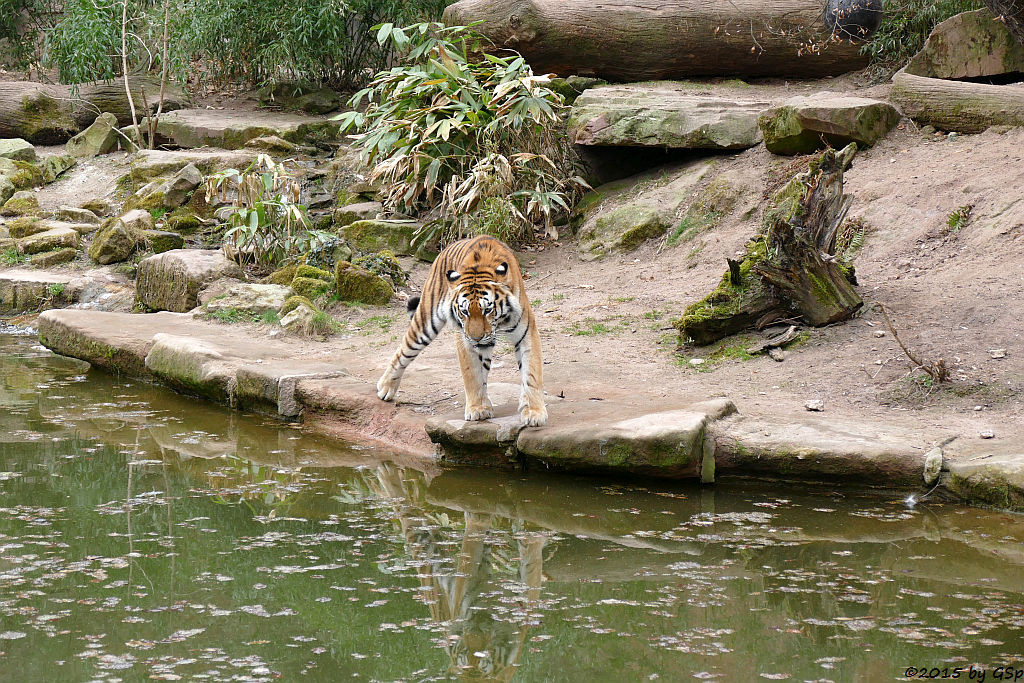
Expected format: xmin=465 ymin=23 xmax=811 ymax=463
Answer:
xmin=32 ymin=308 xmax=1024 ymax=510
xmin=569 ymin=84 xmax=767 ymax=150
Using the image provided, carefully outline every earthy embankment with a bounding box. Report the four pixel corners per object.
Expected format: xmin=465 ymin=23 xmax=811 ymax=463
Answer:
xmin=34 ymin=307 xmax=1024 ymax=511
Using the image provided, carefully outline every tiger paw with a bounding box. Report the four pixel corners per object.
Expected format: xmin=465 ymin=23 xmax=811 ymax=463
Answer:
xmin=464 ymin=404 xmax=494 ymax=421
xmin=520 ymin=404 xmax=548 ymax=427
xmin=377 ymin=374 xmax=399 ymax=402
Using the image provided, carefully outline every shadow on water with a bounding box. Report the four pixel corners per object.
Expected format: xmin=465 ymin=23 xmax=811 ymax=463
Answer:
xmin=2 ymin=332 xmax=1024 ymax=681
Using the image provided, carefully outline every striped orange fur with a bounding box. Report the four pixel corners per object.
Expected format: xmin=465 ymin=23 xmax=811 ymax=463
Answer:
xmin=376 ymin=235 xmax=547 ymax=427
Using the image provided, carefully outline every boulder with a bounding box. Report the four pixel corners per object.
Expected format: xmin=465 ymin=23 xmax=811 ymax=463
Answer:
xmin=1 ymin=191 xmax=39 ymax=217
xmin=159 ymin=163 xmax=202 ymax=208
xmin=29 ymin=247 xmax=77 ymax=268
xmin=340 ymin=219 xmax=421 ymax=256
xmin=80 ymin=198 xmax=114 ymax=217
xmin=128 ymin=149 xmax=258 ymax=187
xmin=88 ymin=209 xmax=153 ymax=264
xmin=201 ymin=283 xmax=294 ymax=315
xmin=52 ymin=206 xmax=101 ymax=225
xmin=334 ymin=261 xmax=392 ymax=305
xmin=569 ymin=84 xmax=767 ymax=150
xmin=41 ymin=153 xmax=75 ymax=183
xmin=574 ymin=159 xmax=715 ymax=260
xmin=0 ymin=175 xmax=15 ymax=205
xmin=142 ymin=229 xmax=185 ymax=253
xmin=7 ymin=216 xmax=44 ymax=238
xmin=19 ymin=226 xmax=80 ymax=255
xmin=334 ymin=201 xmax=382 ymax=227
xmin=65 ymin=113 xmax=120 ymax=157
xmin=0 ymin=158 xmax=42 ymax=189
xmin=906 ymin=9 xmax=1024 ymax=81
xmin=759 ymin=94 xmax=900 ymax=155
xmin=258 ymin=82 xmax=341 ymax=115
xmin=0 ymin=138 xmax=36 ymax=162
xmin=153 ymin=109 xmax=340 ymax=150
xmin=136 ymin=249 xmax=244 ymax=312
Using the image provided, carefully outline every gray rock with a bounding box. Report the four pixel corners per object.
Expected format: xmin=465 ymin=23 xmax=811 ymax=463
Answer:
xmin=29 ymin=247 xmax=78 ymax=268
xmin=759 ymin=94 xmax=900 ymax=155
xmin=202 ymin=283 xmax=294 ymax=316
xmin=906 ymin=9 xmax=1024 ymax=80
xmin=41 ymin=154 xmax=76 ymax=183
xmin=569 ymin=83 xmax=767 ymax=150
xmin=153 ymin=109 xmax=340 ymax=150
xmin=0 ymin=269 xmax=83 ymax=314
xmin=19 ymin=226 xmax=80 ymax=255
xmin=1 ymin=191 xmax=40 ymax=217
xmin=281 ymin=302 xmax=318 ymax=332
xmin=51 ymin=206 xmax=102 ymax=225
xmin=0 ymin=175 xmax=13 ymax=205
xmin=574 ymin=159 xmax=717 ymax=260
xmin=334 ymin=201 xmax=382 ymax=227
xmin=65 ymin=113 xmax=120 ymax=157
xmin=159 ymin=163 xmax=202 ymax=208
xmin=340 ymin=219 xmax=423 ymax=257
xmin=136 ymin=249 xmax=244 ymax=312
xmin=88 ymin=209 xmax=153 ymax=264
xmin=0 ymin=138 xmax=37 ymax=162
xmin=142 ymin=229 xmax=185 ymax=253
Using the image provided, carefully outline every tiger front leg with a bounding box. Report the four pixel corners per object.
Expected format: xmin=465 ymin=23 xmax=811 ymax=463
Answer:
xmin=456 ymin=334 xmax=493 ymax=421
xmin=377 ymin=313 xmax=444 ymax=402
xmin=514 ymin=321 xmax=547 ymax=427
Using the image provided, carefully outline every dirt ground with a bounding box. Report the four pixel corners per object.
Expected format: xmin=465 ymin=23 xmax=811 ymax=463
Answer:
xmin=9 ymin=70 xmax=1023 ymax=452
xmin=323 ymin=123 xmax=1024 ymax=447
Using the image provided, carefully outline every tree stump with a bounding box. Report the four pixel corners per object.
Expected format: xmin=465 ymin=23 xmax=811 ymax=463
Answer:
xmin=675 ymin=144 xmax=862 ymax=345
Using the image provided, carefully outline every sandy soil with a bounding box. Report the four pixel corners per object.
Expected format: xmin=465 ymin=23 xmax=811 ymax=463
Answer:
xmin=8 ymin=71 xmax=1022 ymax=454
xmin=321 ymin=124 xmax=1024 ymax=448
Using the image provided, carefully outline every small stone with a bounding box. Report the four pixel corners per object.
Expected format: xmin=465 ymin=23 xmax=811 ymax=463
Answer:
xmin=689 ymin=358 xmax=705 ymax=366
xmin=979 ymin=429 xmax=995 ymax=439
xmin=988 ymin=348 xmax=1006 ymax=359
xmin=873 ymin=330 xmax=886 ymax=338
xmin=805 ymin=399 xmax=824 ymax=412
xmin=973 ymin=405 xmax=983 ymax=411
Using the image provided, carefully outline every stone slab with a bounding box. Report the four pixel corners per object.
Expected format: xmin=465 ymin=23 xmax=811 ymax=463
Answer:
xmin=712 ymin=414 xmax=946 ymax=487
xmin=759 ymin=94 xmax=900 ymax=155
xmin=0 ymin=269 xmax=82 ymax=314
xmin=569 ymin=84 xmax=768 ymax=150
xmin=154 ymin=109 xmax=341 ymax=150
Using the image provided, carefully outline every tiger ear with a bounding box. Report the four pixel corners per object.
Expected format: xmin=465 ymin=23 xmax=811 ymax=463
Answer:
xmin=495 ymin=262 xmax=508 ymax=276
xmin=446 ymin=270 xmax=460 ymax=282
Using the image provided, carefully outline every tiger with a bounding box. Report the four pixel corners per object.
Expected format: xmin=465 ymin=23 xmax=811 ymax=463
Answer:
xmin=376 ymin=235 xmax=548 ymax=427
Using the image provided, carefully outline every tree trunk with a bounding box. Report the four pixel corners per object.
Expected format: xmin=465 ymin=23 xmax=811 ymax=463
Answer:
xmin=891 ymin=70 xmax=1024 ymax=133
xmin=0 ymin=77 xmax=185 ymax=144
xmin=443 ymin=0 xmax=871 ymax=81
xmin=675 ymin=144 xmax=862 ymax=345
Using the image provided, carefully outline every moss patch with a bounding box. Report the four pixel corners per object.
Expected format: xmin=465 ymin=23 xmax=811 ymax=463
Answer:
xmin=280 ymin=294 xmax=319 ymax=316
xmin=334 ymin=260 xmax=392 ymax=305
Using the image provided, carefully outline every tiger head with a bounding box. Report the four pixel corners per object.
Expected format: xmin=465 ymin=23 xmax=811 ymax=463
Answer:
xmin=445 ymin=260 xmax=519 ymax=347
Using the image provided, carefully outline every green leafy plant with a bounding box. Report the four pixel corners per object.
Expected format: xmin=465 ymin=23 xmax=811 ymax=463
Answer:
xmin=205 ymin=154 xmax=332 ymax=270
xmin=862 ymin=0 xmax=983 ymax=66
xmin=836 ymin=215 xmax=869 ymax=263
xmin=946 ymin=204 xmax=973 ymax=233
xmin=336 ymin=22 xmax=588 ymax=248
xmin=1 ymin=248 xmax=29 ymax=266
xmin=45 ymin=282 xmax=66 ymax=297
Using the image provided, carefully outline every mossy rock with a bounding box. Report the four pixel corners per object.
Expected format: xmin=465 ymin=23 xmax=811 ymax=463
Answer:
xmin=7 ymin=216 xmax=43 ymax=239
xmin=1 ymin=191 xmax=40 ymax=217
xmin=9 ymin=160 xmax=44 ymax=189
xmin=88 ymin=213 xmax=149 ymax=265
xmin=353 ymin=249 xmax=409 ymax=287
xmin=41 ymin=154 xmax=76 ymax=183
xmin=280 ymin=294 xmax=320 ymax=316
xmin=548 ymin=76 xmax=607 ymax=105
xmin=80 ymin=199 xmax=113 ymax=217
xmin=164 ymin=208 xmax=202 ymax=234
xmin=30 ymin=247 xmax=77 ymax=268
xmin=265 ymin=264 xmax=298 ymax=286
xmin=294 ymin=264 xmax=332 ymax=282
xmin=291 ymin=275 xmax=334 ymax=300
xmin=123 ymin=189 xmax=166 ymax=213
xmin=143 ymin=229 xmax=185 ymax=254
xmin=340 ymin=219 xmax=419 ymax=257
xmin=334 ymin=260 xmax=392 ymax=305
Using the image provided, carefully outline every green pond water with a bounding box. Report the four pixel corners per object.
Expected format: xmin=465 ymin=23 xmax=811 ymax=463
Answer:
xmin=1 ymin=330 xmax=1023 ymax=682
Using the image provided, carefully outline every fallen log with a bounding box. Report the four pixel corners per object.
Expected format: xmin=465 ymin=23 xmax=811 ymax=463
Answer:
xmin=675 ymin=144 xmax=862 ymax=346
xmin=0 ymin=77 xmax=186 ymax=144
xmin=443 ymin=0 xmax=874 ymax=81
